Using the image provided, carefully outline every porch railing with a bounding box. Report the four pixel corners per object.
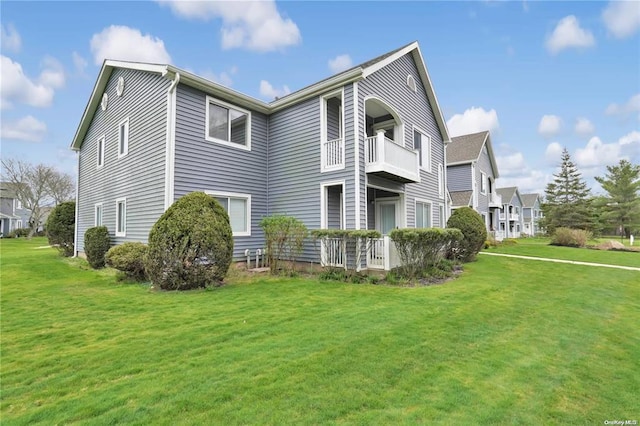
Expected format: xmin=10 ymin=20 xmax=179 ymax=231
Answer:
xmin=366 ymin=236 xmax=401 ymax=270
xmin=321 ymin=238 xmax=346 ymax=268
xmin=322 ymin=138 xmax=344 ymax=169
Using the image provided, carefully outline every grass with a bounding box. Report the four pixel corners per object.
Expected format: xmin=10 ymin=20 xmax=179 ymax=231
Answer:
xmin=486 ymin=237 xmax=640 ymax=268
xmin=2 ymin=237 xmax=639 ymax=424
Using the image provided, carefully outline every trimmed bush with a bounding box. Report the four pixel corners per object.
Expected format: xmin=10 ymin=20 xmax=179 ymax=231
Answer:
xmin=551 ymin=227 xmax=591 ymax=248
xmin=145 ymin=192 xmax=233 ymax=290
xmin=389 ymin=228 xmax=463 ymax=280
xmin=84 ymin=226 xmax=111 ymax=268
xmin=260 ymin=215 xmax=308 ymax=274
xmin=106 ymin=242 xmax=148 ymax=281
xmin=46 ymin=201 xmax=76 ymax=257
xmin=446 ymin=207 xmax=487 ymax=262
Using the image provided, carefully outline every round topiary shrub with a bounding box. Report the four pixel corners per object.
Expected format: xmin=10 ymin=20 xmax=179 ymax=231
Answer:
xmin=46 ymin=201 xmax=76 ymax=257
xmin=84 ymin=226 xmax=111 ymax=268
xmin=145 ymin=192 xmax=233 ymax=290
xmin=446 ymin=207 xmax=487 ymax=262
xmin=106 ymin=242 xmax=148 ymax=281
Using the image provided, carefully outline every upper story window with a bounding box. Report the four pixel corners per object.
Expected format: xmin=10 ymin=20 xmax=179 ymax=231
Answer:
xmin=480 ymin=172 xmax=487 ymax=194
xmin=97 ymin=135 xmax=105 ymax=167
xmin=320 ymin=90 xmax=344 ymax=171
xmin=415 ymin=200 xmax=432 ymax=228
xmin=406 ymin=75 xmax=417 ymax=93
xmin=15 ymin=199 xmax=22 ymax=210
xmin=413 ymin=127 xmax=431 ymax=172
xmin=205 ymin=96 xmax=251 ymax=151
xmin=206 ymin=191 xmax=251 ymax=236
xmin=118 ymin=118 xmax=129 ymax=158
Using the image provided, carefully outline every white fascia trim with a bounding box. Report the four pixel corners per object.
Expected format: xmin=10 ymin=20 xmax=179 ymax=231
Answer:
xmin=164 ymin=73 xmax=180 ymax=210
xmin=115 ymin=197 xmax=127 ymax=237
xmin=203 ymin=190 xmax=252 ymax=237
xmin=73 ymin=151 xmax=80 ymax=256
xmin=362 ymin=42 xmax=418 ymax=78
xmin=412 ymin=124 xmax=432 ymax=173
xmin=205 ymin=95 xmax=252 ymax=152
xmin=320 ymin=180 xmax=346 ymax=229
xmin=414 ymin=197 xmax=433 ymax=228
xmin=320 ymin=88 xmax=346 ymax=173
xmin=353 ymin=81 xmax=360 ymax=230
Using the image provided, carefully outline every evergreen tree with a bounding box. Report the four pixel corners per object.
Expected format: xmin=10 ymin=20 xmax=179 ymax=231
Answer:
xmin=594 ymin=159 xmax=640 ymax=237
xmin=541 ymin=148 xmax=593 ymax=233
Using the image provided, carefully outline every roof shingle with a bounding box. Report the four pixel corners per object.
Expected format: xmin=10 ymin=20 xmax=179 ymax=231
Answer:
xmin=447 ymin=131 xmax=489 ymax=164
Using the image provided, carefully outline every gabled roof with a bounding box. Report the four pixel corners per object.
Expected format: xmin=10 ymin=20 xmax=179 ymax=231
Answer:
xmin=497 ymin=186 xmax=523 ymax=206
xmin=446 ymin=131 xmax=499 ymax=179
xmin=450 ymin=190 xmax=473 ymax=207
xmin=521 ymin=193 xmax=541 ymax=208
xmin=70 ymin=42 xmax=450 ymax=150
xmin=0 ymin=182 xmax=16 ymax=199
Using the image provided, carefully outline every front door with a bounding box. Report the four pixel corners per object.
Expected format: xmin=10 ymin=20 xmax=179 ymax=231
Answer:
xmin=377 ymin=201 xmax=397 ymax=235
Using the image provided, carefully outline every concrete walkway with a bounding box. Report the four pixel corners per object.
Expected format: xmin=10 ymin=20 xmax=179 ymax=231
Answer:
xmin=479 ymin=251 xmax=640 ymax=272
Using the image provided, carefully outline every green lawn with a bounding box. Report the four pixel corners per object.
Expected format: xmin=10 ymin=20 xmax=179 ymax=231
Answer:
xmin=486 ymin=237 xmax=640 ymax=268
xmin=1 ymin=238 xmax=639 ymax=424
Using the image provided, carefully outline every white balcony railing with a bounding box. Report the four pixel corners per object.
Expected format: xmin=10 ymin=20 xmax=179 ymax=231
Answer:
xmin=509 ymin=214 xmax=520 ymax=221
xmin=489 ymin=192 xmax=502 ymax=207
xmin=366 ymin=236 xmax=401 ymax=271
xmin=321 ymin=238 xmax=345 ymax=268
xmin=322 ymin=138 xmax=344 ymax=170
xmin=365 ymin=130 xmax=419 ymax=183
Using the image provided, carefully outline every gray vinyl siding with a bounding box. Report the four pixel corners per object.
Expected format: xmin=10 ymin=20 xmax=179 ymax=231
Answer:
xmin=0 ymin=198 xmax=13 ymax=216
xmin=359 ymin=53 xmax=446 ymax=228
xmin=476 ymin=146 xmax=493 ymax=215
xmin=447 ymin=164 xmax=472 ymax=192
xmin=173 ymin=84 xmax=268 ymax=260
xmin=76 ymin=68 xmax=169 ymax=252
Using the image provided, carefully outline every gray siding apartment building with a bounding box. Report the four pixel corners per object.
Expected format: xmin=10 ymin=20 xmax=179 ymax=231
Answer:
xmin=71 ymin=42 xmax=451 ymax=270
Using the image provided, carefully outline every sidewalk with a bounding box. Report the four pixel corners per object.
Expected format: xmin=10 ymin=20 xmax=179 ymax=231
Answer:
xmin=479 ymin=251 xmax=640 ymax=272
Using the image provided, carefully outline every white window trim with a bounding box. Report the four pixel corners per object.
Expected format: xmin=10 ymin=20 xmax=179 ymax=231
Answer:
xmin=204 ymin=190 xmax=252 ymax=236
xmin=320 ymin=180 xmax=346 ymax=229
xmin=438 ymin=203 xmax=446 ymax=228
xmin=16 ymin=219 xmax=22 ymax=229
xmin=438 ymin=163 xmax=444 ymax=198
xmin=412 ymin=125 xmax=431 ymax=172
xmin=94 ymin=203 xmax=103 ymax=227
xmin=414 ymin=198 xmax=433 ymax=228
xmin=118 ymin=118 xmax=129 ymax=158
xmin=205 ymin=96 xmax=252 ymax=152
xmin=115 ymin=198 xmax=127 ymax=237
xmin=480 ymin=172 xmax=487 ymax=195
xmin=97 ymin=135 xmax=105 ymax=168
xmin=320 ymin=88 xmax=345 ymax=173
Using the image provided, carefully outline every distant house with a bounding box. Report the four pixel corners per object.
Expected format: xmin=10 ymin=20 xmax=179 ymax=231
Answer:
xmin=521 ymin=193 xmax=542 ymax=236
xmin=0 ymin=182 xmax=30 ymax=236
xmin=496 ymin=186 xmax=524 ymax=239
xmin=70 ymin=42 xmax=451 ymax=270
xmin=446 ymin=131 xmax=502 ymax=232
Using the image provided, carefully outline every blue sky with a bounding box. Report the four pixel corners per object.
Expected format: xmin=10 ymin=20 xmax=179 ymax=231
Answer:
xmin=1 ymin=0 xmax=639 ymax=195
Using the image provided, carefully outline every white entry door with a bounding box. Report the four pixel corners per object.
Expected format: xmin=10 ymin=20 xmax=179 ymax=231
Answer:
xmin=377 ymin=200 xmax=398 ymax=235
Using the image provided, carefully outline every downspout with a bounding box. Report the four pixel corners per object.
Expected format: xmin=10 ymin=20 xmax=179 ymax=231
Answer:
xmin=443 ymin=139 xmax=450 ymax=225
xmin=266 ymin=111 xmax=270 ymax=216
xmin=73 ymin=150 xmax=80 ymax=256
xmin=164 ymin=72 xmax=180 ymax=210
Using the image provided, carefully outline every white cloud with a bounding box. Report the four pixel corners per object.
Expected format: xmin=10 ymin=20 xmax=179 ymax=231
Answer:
xmin=496 ymin=152 xmax=527 ymax=177
xmin=328 ymin=54 xmax=353 ymax=74
xmin=537 ymin=114 xmax=562 ymax=137
xmin=1 ymin=23 xmax=21 ymax=53
xmin=497 ymin=169 xmax=549 ymax=195
xmin=545 ymin=142 xmax=564 ymax=165
xmin=602 ymin=0 xmax=640 ymax=38
xmin=158 ymin=1 xmax=301 ymax=52
xmin=545 ymin=15 xmax=595 ymax=54
xmin=0 ymin=55 xmax=64 ymax=109
xmin=446 ymin=107 xmax=499 ymax=138
xmin=605 ymin=93 xmax=640 ymax=120
xmin=0 ymin=115 xmax=47 ymax=142
xmin=575 ymin=136 xmax=624 ymax=177
xmin=259 ymin=80 xmax=290 ymax=100
xmin=574 ymin=117 xmax=595 ymax=136
xmin=90 ymin=25 xmax=172 ymax=65
xmin=72 ymin=51 xmax=88 ymax=76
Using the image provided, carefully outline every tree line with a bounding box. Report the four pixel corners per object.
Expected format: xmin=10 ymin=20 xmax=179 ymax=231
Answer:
xmin=541 ymin=148 xmax=640 ymax=238
xmin=1 ymin=158 xmax=75 ymax=237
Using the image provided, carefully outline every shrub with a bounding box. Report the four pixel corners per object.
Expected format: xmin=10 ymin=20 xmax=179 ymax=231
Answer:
xmin=84 ymin=226 xmax=111 ymax=268
xmin=106 ymin=242 xmax=148 ymax=281
xmin=145 ymin=192 xmax=233 ymax=290
xmin=8 ymin=228 xmax=30 ymax=238
xmin=46 ymin=201 xmax=76 ymax=257
xmin=551 ymin=227 xmax=591 ymax=248
xmin=260 ymin=215 xmax=308 ymax=274
xmin=446 ymin=207 xmax=487 ymax=262
xmin=389 ymin=228 xmax=463 ymax=280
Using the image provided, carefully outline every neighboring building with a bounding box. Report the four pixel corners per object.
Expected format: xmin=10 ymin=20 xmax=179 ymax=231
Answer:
xmin=446 ymin=131 xmax=502 ymax=233
xmin=0 ymin=182 xmax=30 ymax=236
xmin=521 ymin=193 xmax=542 ymax=236
xmin=70 ymin=42 xmax=451 ymax=270
xmin=496 ymin=187 xmax=524 ymax=239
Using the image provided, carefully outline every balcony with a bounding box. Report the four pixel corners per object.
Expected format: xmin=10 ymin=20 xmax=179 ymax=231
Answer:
xmin=509 ymin=213 xmax=520 ymax=221
xmin=365 ymin=131 xmax=419 ymax=183
xmin=322 ymin=138 xmax=344 ymax=170
xmin=489 ymin=192 xmax=502 ymax=208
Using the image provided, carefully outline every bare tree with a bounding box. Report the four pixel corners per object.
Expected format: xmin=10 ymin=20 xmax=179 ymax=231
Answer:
xmin=47 ymin=169 xmax=75 ymax=205
xmin=1 ymin=159 xmax=56 ymax=237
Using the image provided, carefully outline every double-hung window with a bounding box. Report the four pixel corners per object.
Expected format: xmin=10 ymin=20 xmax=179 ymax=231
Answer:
xmin=207 ymin=192 xmax=251 ymax=236
xmin=118 ymin=118 xmax=129 ymax=158
xmin=480 ymin=172 xmax=487 ymax=194
xmin=415 ymin=200 xmax=432 ymax=228
xmin=115 ymin=198 xmax=126 ymax=236
xmin=97 ymin=135 xmax=105 ymax=167
xmin=95 ymin=203 xmax=103 ymax=226
xmin=413 ymin=128 xmax=431 ymax=172
xmin=206 ymin=96 xmax=251 ymax=150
